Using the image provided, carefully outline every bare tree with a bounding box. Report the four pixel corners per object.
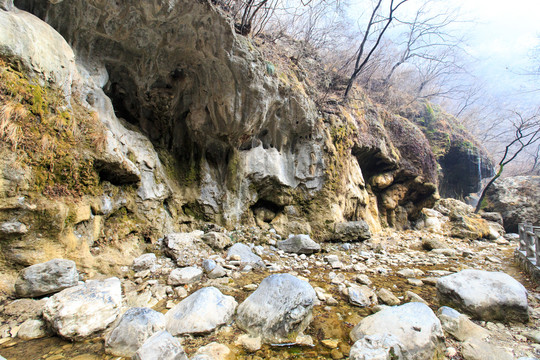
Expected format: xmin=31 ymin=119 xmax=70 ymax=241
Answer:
xmin=343 ymin=0 xmax=409 ymax=99
xmin=383 ymin=2 xmax=462 ymax=86
xmin=475 ymin=109 xmax=540 ymax=213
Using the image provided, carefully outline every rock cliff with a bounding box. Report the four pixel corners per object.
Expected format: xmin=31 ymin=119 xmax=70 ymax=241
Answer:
xmin=0 ymin=0 xmax=487 ymax=276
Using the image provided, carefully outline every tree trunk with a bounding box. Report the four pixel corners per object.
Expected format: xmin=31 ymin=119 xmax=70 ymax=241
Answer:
xmin=474 ymin=165 xmax=503 ymax=213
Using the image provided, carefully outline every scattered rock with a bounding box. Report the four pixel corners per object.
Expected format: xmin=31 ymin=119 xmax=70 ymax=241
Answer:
xmin=17 ymin=319 xmax=48 ymax=340
xmin=437 ymin=269 xmax=529 ymax=322
xmin=236 ymin=273 xmax=317 ymax=344
xmin=165 ymin=287 xmax=237 ymax=335
xmin=461 ymin=338 xmax=513 ymax=360
xmin=348 ymin=285 xmax=377 ymax=307
xmin=191 ymin=342 xmax=231 ymax=360
xmin=202 ymin=259 xmax=217 ymax=273
xmin=15 ymin=259 xmax=79 ymax=298
xmin=333 ymin=221 xmax=371 ymax=242
xmin=227 ymin=243 xmax=265 ymax=268
xmin=350 ymin=302 xmax=444 ymax=360
xmin=436 ymin=306 xmax=489 ymax=342
xmin=376 ymin=288 xmax=400 ymax=306
xmin=201 ymin=232 xmax=232 ymax=250
xmin=208 ymin=265 xmax=227 ymax=279
xmin=236 ymin=334 xmax=262 ymax=352
xmin=422 ymin=237 xmax=447 ymax=250
xmin=133 ymin=330 xmax=188 ymax=360
xmin=43 ymin=277 xmax=122 ymax=340
xmin=162 ymin=232 xmax=211 ymax=267
xmin=132 ymin=254 xmax=157 ymax=272
xmin=355 ymin=274 xmax=372 ymax=286
xmin=105 ymin=307 xmax=166 ymax=357
xmin=277 ymin=234 xmax=320 ymax=254
xmin=404 ymin=292 xmax=428 ymax=305
xmin=168 ymin=267 xmax=203 ymax=285
xmin=0 ymin=221 xmax=27 ymax=236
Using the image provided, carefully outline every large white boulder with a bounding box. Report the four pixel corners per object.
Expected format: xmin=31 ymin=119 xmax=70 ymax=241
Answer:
xmin=15 ymin=259 xmax=79 ymax=298
xmin=165 ymin=287 xmax=237 ymax=335
xmin=43 ymin=277 xmax=122 ymax=340
xmin=350 ymin=302 xmax=444 ymax=360
xmin=436 ymin=269 xmax=529 ymax=322
xmin=236 ymin=273 xmax=317 ymax=344
xmin=105 ymin=307 xmax=166 ymax=357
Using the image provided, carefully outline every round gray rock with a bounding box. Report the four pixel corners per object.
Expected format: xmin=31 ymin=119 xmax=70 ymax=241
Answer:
xmin=436 ymin=269 xmax=529 ymax=322
xmin=350 ymin=302 xmax=444 ymax=360
xmin=165 ymin=287 xmax=237 ymax=335
xmin=277 ymin=234 xmax=320 ymax=254
xmin=15 ymin=259 xmax=79 ymax=298
xmin=105 ymin=307 xmax=166 ymax=357
xmin=236 ymin=273 xmax=317 ymax=344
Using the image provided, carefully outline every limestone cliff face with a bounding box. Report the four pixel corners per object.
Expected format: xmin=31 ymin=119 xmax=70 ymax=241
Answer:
xmin=0 ymin=0 xmax=442 ymax=276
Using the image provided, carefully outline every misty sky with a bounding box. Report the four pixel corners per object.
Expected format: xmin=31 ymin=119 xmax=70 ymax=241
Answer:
xmin=457 ymin=0 xmax=539 ymax=102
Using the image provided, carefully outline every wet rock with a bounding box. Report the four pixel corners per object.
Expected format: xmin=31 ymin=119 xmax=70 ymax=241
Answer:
xmin=132 ymin=253 xmax=157 ymax=272
xmin=133 ymin=330 xmax=188 ymax=360
xmin=17 ymin=319 xmax=48 ymax=340
xmin=165 ymin=287 xmax=237 ymax=335
xmin=350 ymin=302 xmax=444 ymax=360
xmin=376 ymin=288 xmax=400 ymax=306
xmin=461 ymin=338 xmax=513 ymax=360
xmin=201 ymin=232 xmax=232 ymax=250
xmin=277 ymin=234 xmax=320 ymax=254
xmin=436 ymin=269 xmax=529 ymax=322
xmin=226 ymin=243 xmax=265 ymax=268
xmin=105 ymin=307 xmax=166 ymax=357
xmin=349 ymin=333 xmax=404 ymax=360
xmin=15 ymin=259 xmax=79 ymax=298
xmin=43 ymin=277 xmax=122 ymax=340
xmin=191 ymin=342 xmax=231 ymax=360
xmin=348 ymin=285 xmax=377 ymax=307
xmin=168 ymin=267 xmax=203 ymax=285
xmin=162 ymin=232 xmax=212 ymax=267
xmin=333 ymin=221 xmax=371 ymax=242
xmin=436 ymin=306 xmax=489 ymax=342
xmin=236 ymin=273 xmax=317 ymax=344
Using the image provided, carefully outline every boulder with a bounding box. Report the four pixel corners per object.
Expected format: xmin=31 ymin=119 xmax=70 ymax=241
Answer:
xmin=277 ymin=234 xmax=320 ymax=254
xmin=162 ymin=232 xmax=212 ymax=267
xmin=484 ymin=175 xmax=540 ymax=232
xmin=226 ymin=243 xmax=265 ymax=268
xmin=436 ymin=269 xmax=529 ymax=322
xmin=421 ymin=237 xmax=447 ymax=251
xmin=333 ymin=221 xmax=371 ymax=242
xmin=132 ymin=253 xmax=157 ymax=272
xmin=348 ymin=285 xmax=377 ymax=307
xmin=349 ymin=333 xmax=405 ymax=360
xmin=133 ymin=330 xmax=188 ymax=360
xmin=201 ymin=232 xmax=232 ymax=250
xmin=236 ymin=273 xmax=317 ymax=344
xmin=350 ymin=302 xmax=444 ymax=360
xmin=168 ymin=267 xmax=203 ymax=285
xmin=165 ymin=287 xmax=237 ymax=335
xmin=376 ymin=288 xmax=400 ymax=306
xmin=43 ymin=277 xmax=122 ymax=340
xmin=15 ymin=259 xmax=79 ymax=298
xmin=105 ymin=307 xmax=166 ymax=357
